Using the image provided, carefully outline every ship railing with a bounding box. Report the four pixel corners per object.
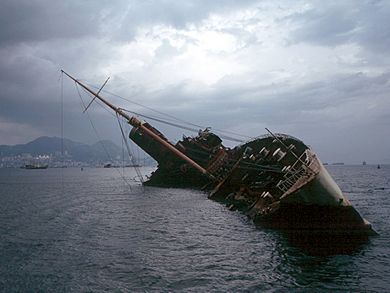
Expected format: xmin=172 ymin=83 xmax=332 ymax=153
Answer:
xmin=276 ymin=151 xmax=313 ymax=194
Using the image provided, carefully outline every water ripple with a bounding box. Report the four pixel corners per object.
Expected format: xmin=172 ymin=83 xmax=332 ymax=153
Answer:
xmin=0 ymin=166 xmax=389 ymax=292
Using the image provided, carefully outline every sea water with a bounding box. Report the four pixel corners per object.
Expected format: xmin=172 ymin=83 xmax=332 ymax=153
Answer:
xmin=0 ymin=165 xmax=389 ymax=292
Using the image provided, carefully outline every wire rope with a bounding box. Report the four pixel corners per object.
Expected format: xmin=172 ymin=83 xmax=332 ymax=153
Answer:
xmin=115 ymin=112 xmax=144 ymax=184
xmin=74 ymin=83 xmax=134 ymax=189
xmin=86 ymin=82 xmax=254 ymax=140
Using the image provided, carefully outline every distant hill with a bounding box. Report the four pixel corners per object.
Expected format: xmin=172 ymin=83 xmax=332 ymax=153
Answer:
xmin=0 ymin=136 xmax=124 ymax=163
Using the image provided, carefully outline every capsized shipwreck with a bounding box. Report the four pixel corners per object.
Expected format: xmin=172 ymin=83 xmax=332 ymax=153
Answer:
xmin=63 ymin=71 xmax=376 ymax=236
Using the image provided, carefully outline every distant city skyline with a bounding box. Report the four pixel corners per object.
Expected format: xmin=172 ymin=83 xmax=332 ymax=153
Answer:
xmin=0 ymin=136 xmax=155 ymax=168
xmin=1 ymin=1 xmax=390 ymax=164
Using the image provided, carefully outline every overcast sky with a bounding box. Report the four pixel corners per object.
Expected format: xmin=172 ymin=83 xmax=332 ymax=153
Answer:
xmin=1 ymin=0 xmax=389 ymax=163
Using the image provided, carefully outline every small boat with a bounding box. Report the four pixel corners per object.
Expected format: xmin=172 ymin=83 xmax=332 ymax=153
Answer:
xmin=62 ymin=71 xmax=376 ymax=236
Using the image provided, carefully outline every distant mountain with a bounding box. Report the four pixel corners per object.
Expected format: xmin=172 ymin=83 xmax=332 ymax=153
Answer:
xmin=0 ymin=136 xmax=124 ymax=163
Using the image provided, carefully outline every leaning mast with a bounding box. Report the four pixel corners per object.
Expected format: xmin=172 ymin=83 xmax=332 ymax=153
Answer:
xmin=61 ymin=70 xmax=215 ymax=180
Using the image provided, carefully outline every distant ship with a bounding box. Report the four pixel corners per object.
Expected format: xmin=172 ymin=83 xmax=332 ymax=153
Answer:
xmin=22 ymin=164 xmax=48 ymax=169
xmin=362 ymin=161 xmax=367 ymax=166
xmin=62 ymin=71 xmax=376 ymax=236
xmin=104 ymin=163 xmax=142 ymax=168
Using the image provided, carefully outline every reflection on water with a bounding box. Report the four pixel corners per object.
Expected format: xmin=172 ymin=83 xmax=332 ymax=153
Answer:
xmin=283 ymin=231 xmax=370 ymax=256
xmin=0 ymin=165 xmax=389 ymax=292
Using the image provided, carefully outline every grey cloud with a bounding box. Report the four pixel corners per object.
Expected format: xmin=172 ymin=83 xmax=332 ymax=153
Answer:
xmin=0 ymin=0 xmax=259 ymax=46
xmin=355 ymin=1 xmax=390 ymax=53
xmin=254 ymin=72 xmax=390 ymax=123
xmin=288 ymin=3 xmax=356 ymax=46
xmin=154 ymin=39 xmax=182 ymax=60
xmin=115 ymin=0 xmax=259 ymax=41
xmin=1 ymin=0 xmax=389 ymax=163
xmin=160 ymin=71 xmax=390 ymax=130
xmin=288 ymin=0 xmax=390 ymax=53
xmin=0 ymin=0 xmax=119 ymax=46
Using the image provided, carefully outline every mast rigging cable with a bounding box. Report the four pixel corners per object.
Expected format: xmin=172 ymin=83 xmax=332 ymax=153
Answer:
xmin=76 ymin=82 xmax=282 ymax=174
xmin=74 ymin=82 xmax=134 ymax=188
xmin=86 ymin=82 xmax=253 ymax=141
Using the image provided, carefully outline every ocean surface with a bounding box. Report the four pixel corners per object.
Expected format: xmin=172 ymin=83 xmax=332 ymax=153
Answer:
xmin=0 ymin=165 xmax=389 ymax=292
